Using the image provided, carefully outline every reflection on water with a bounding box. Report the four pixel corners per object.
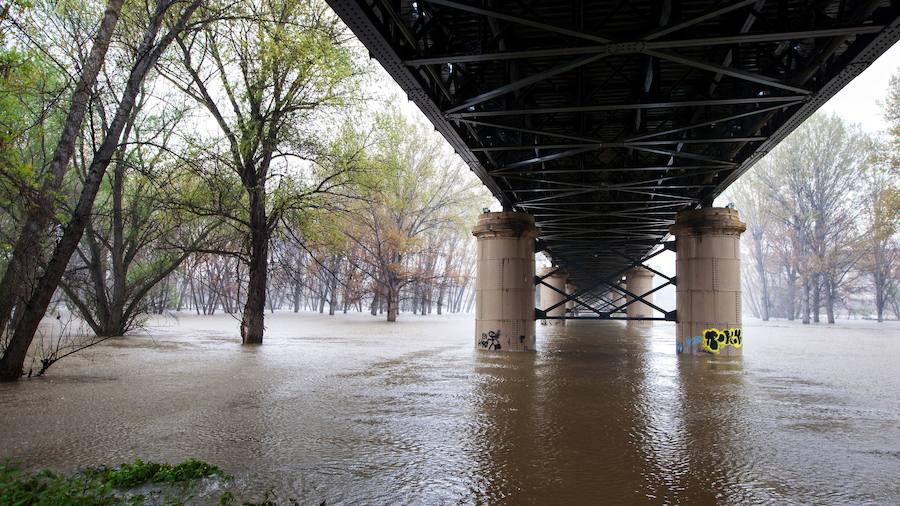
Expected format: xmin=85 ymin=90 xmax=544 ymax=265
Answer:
xmin=1 ymin=313 xmax=898 ymax=504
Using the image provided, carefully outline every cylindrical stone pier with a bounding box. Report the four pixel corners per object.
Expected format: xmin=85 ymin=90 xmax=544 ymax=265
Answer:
xmin=670 ymin=207 xmax=747 ymax=355
xmin=472 ymin=212 xmax=540 ymax=352
xmin=538 ymin=267 xmax=568 ymax=324
xmin=565 ymin=282 xmax=575 ymax=313
xmin=625 ymin=267 xmax=654 ymax=320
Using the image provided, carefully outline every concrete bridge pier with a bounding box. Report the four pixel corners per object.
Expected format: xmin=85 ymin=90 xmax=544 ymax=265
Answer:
xmin=625 ymin=267 xmax=655 ymax=322
xmin=472 ymin=212 xmax=540 ymax=352
xmin=565 ymin=282 xmax=575 ymax=314
xmin=670 ymin=208 xmax=747 ymax=355
xmin=539 ymin=267 xmax=568 ymax=325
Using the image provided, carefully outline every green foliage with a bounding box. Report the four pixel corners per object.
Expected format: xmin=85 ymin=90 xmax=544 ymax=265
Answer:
xmin=0 ymin=459 xmax=230 ymax=505
xmin=85 ymin=458 xmax=230 ymax=488
xmin=0 ymin=464 xmax=114 ymax=505
xmin=0 ymin=46 xmax=66 ymax=194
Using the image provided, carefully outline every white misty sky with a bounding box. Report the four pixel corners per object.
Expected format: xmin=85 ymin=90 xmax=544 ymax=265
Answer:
xmin=819 ymin=40 xmax=900 ymax=132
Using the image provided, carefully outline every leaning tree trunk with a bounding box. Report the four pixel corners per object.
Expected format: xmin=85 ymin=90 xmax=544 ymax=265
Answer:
xmin=0 ymin=0 xmax=197 ymax=381
xmin=241 ymin=184 xmax=268 ymax=345
xmin=0 ymin=0 xmax=125 ymax=336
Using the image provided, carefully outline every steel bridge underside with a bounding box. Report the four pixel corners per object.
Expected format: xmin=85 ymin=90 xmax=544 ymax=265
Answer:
xmin=327 ymin=0 xmax=900 ymax=297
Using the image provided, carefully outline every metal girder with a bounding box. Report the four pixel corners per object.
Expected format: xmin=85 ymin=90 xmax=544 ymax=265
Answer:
xmin=422 ymin=0 xmax=611 ymax=43
xmin=446 ymin=53 xmax=609 ymax=113
xmin=474 ymin=139 xmax=764 ymax=153
xmin=643 ymin=50 xmax=812 ymax=95
xmin=643 ymin=0 xmax=759 ymax=40
xmin=407 ymin=27 xmax=883 ymax=66
xmin=448 ymin=95 xmax=806 ymax=118
xmin=626 ymin=102 xmax=802 ymax=141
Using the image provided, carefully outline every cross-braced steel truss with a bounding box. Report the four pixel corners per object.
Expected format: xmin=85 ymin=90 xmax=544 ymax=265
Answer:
xmin=536 ymin=242 xmax=676 ymax=321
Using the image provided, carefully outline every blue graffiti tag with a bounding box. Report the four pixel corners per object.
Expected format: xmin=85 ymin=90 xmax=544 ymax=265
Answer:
xmin=676 ymin=335 xmax=704 ymax=353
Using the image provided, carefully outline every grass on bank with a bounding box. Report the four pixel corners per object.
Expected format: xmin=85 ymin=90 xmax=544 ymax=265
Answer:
xmin=0 ymin=458 xmax=230 ymax=505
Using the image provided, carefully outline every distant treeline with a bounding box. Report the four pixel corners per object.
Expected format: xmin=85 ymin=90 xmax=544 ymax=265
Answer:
xmin=727 ymin=105 xmax=899 ymax=322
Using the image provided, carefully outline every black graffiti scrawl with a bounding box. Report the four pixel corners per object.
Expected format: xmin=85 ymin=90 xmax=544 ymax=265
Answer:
xmin=701 ymin=327 xmax=743 ymax=354
xmin=479 ymin=330 xmax=501 ymax=350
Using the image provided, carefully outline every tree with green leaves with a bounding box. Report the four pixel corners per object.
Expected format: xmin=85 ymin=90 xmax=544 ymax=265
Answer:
xmin=168 ymin=0 xmax=362 ymax=343
xmin=0 ymin=0 xmax=126 ymax=345
xmin=343 ymin=109 xmax=487 ymax=322
xmin=59 ymin=88 xmax=219 ymax=336
xmin=0 ymin=0 xmax=202 ymax=381
xmin=866 ymin=73 xmax=900 ymax=321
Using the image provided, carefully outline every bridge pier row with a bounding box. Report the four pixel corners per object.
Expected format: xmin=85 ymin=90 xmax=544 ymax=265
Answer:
xmin=625 ymin=267 xmax=655 ymax=322
xmin=472 ymin=212 xmax=540 ymax=352
xmin=670 ymin=208 xmax=747 ymax=355
xmin=539 ymin=267 xmax=568 ymax=325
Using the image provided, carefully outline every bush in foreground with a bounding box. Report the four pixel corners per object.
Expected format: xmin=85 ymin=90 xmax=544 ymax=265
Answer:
xmin=0 ymin=458 xmax=229 ymax=505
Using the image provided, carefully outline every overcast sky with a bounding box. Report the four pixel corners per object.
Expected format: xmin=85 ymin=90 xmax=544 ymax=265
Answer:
xmin=819 ymin=41 xmax=900 ymax=132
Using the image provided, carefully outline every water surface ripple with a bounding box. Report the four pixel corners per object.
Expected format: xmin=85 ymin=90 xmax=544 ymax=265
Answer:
xmin=1 ymin=313 xmax=898 ymax=504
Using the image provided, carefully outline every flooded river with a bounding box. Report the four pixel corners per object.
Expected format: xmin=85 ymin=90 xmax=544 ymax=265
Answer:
xmin=1 ymin=313 xmax=899 ymax=504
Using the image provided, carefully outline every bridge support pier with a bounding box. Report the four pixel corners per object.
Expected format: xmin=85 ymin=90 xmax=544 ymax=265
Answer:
xmin=625 ymin=267 xmax=654 ymax=322
xmin=671 ymin=208 xmax=747 ymax=355
xmin=565 ymin=282 xmax=575 ymax=314
xmin=472 ymin=212 xmax=539 ymax=352
xmin=539 ymin=267 xmax=568 ymax=325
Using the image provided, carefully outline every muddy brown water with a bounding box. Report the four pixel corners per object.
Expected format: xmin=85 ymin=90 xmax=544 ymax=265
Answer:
xmin=1 ymin=313 xmax=899 ymax=504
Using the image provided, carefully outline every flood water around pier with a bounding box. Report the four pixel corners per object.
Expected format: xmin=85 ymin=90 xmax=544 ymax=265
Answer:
xmin=1 ymin=313 xmax=899 ymax=504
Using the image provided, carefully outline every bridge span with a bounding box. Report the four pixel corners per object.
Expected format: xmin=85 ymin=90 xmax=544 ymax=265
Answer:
xmin=326 ymin=0 xmax=900 ymax=354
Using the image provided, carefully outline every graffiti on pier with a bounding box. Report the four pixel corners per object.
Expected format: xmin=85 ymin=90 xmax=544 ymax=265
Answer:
xmin=676 ymin=335 xmax=702 ymax=353
xmin=479 ymin=330 xmax=502 ymax=350
xmin=676 ymin=329 xmax=742 ymax=354
xmin=701 ymin=328 xmax=742 ymax=354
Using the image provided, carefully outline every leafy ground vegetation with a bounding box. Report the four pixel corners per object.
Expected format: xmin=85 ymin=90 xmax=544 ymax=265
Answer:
xmin=0 ymin=459 xmax=232 ymax=505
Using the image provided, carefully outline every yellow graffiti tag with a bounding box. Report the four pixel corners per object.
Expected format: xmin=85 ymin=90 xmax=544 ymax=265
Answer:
xmin=700 ymin=327 xmax=742 ymax=354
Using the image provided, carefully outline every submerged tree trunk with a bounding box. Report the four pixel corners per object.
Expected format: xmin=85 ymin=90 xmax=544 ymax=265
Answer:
xmin=386 ymin=278 xmax=399 ymax=322
xmin=812 ymin=274 xmax=821 ymax=323
xmin=241 ymin=186 xmax=268 ymax=345
xmin=369 ymin=291 xmax=378 ymax=316
xmin=875 ymin=275 xmax=884 ymax=322
xmin=801 ymin=280 xmax=811 ymax=325
xmin=825 ymin=279 xmax=836 ymax=324
xmin=752 ymin=233 xmax=770 ymax=321
xmin=786 ymin=267 xmax=797 ymax=321
xmin=292 ymin=282 xmax=302 ymax=313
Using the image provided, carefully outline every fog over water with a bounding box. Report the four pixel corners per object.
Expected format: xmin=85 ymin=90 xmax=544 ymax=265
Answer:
xmin=1 ymin=313 xmax=898 ymax=504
